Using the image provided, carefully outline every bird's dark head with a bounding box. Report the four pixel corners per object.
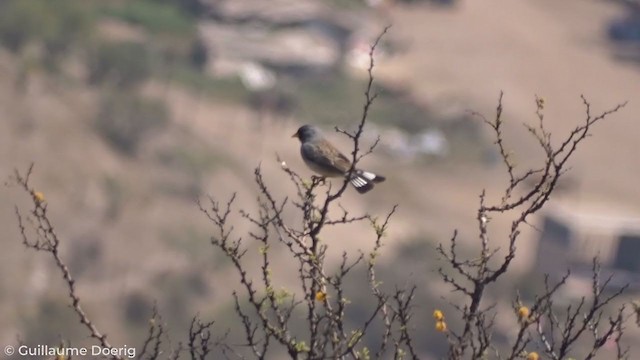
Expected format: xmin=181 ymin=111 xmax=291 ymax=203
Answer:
xmin=292 ymin=125 xmax=320 ymax=143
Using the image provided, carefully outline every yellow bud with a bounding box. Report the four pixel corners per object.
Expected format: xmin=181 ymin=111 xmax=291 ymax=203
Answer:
xmin=435 ymin=320 xmax=447 ymax=332
xmin=33 ymin=191 xmax=45 ymax=203
xmin=56 ymin=346 xmax=66 ymax=360
xmin=315 ymin=291 xmax=327 ymax=302
xmin=527 ymin=352 xmax=539 ymax=360
xmin=518 ymin=306 xmax=530 ymax=320
xmin=433 ymin=309 xmax=444 ymax=321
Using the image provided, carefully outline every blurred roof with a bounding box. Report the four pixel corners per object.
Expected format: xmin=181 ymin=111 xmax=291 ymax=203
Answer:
xmin=206 ymin=0 xmax=328 ymax=24
xmin=198 ymin=22 xmax=340 ymax=69
xmin=544 ymin=200 xmax=640 ymax=233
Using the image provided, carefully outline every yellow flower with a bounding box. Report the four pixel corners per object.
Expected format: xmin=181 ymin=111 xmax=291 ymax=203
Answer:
xmin=33 ymin=191 xmax=45 ymax=203
xmin=435 ymin=320 xmax=447 ymax=332
xmin=518 ymin=306 xmax=530 ymax=320
xmin=315 ymin=291 xmax=327 ymax=302
xmin=433 ymin=309 xmax=444 ymax=321
xmin=527 ymin=351 xmax=539 ymax=360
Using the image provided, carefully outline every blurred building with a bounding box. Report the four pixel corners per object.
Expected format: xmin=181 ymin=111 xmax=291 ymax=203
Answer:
xmin=534 ymin=201 xmax=640 ymax=289
xmin=196 ymin=0 xmax=389 ymax=79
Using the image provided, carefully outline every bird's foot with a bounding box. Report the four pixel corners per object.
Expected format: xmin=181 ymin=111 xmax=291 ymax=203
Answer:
xmin=311 ymin=175 xmax=327 ymax=185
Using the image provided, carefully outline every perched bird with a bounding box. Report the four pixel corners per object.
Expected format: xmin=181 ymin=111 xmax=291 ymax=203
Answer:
xmin=292 ymin=125 xmax=385 ymax=194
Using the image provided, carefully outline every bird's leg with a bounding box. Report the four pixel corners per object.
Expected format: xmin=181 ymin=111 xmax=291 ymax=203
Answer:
xmin=311 ymin=175 xmax=326 ymax=185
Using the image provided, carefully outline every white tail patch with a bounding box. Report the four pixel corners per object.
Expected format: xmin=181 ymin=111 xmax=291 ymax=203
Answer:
xmin=350 ymin=170 xmax=384 ymax=194
xmin=359 ymin=171 xmax=377 ymax=181
xmin=351 ymin=177 xmax=368 ymax=187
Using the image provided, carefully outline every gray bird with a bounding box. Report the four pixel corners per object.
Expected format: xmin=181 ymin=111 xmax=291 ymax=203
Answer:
xmin=292 ymin=125 xmax=385 ymax=194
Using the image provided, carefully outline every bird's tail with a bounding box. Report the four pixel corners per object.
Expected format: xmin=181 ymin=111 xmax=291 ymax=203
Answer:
xmin=349 ymin=170 xmax=386 ymax=194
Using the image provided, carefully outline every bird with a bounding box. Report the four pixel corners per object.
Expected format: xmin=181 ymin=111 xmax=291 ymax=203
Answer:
xmin=292 ymin=125 xmax=385 ymax=194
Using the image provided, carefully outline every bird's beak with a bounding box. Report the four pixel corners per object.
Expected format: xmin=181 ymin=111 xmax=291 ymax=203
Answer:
xmin=291 ymin=132 xmax=298 ymax=138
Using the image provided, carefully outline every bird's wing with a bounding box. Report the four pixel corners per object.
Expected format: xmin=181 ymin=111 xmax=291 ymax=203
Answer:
xmin=303 ymin=138 xmax=352 ymax=174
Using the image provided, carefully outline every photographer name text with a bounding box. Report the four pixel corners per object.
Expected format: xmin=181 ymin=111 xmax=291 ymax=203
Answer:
xmin=9 ymin=344 xmax=135 ymax=358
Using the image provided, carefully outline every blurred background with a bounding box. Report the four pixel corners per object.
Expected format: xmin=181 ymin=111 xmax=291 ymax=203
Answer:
xmin=1 ymin=0 xmax=640 ymax=358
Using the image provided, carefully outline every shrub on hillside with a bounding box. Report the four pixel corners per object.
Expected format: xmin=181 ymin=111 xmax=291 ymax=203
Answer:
xmin=0 ymin=0 xmax=92 ymax=66
xmin=95 ymin=93 xmax=169 ymax=156
xmin=87 ymin=41 xmax=153 ymax=88
xmin=148 ymin=0 xmax=205 ymax=16
xmin=100 ymin=0 xmax=195 ymax=37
